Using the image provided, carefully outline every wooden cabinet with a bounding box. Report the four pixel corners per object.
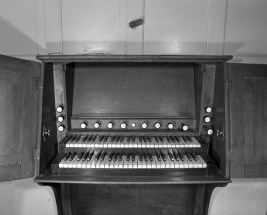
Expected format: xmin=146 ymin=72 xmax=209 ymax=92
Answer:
xmin=0 ymin=54 xmax=40 ymax=182
xmin=228 ymin=64 xmax=267 ymax=178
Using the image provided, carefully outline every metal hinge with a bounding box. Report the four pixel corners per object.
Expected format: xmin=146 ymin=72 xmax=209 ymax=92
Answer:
xmin=33 ymin=149 xmax=40 ymax=161
xmin=36 ymin=77 xmax=43 ymax=90
xmin=225 ymin=78 xmax=232 ymax=90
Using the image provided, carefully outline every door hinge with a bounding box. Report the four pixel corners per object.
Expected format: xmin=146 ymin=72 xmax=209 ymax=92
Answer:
xmin=225 ymin=78 xmax=232 ymax=90
xmin=36 ymin=77 xmax=43 ymax=90
xmin=33 ymin=149 xmax=40 ymax=161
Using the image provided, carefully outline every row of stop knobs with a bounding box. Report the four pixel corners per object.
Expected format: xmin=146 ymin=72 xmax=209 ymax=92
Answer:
xmin=80 ymin=121 xmax=189 ymax=130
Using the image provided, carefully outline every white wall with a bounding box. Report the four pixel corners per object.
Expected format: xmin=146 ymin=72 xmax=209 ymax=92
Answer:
xmin=0 ymin=0 xmax=267 ymax=215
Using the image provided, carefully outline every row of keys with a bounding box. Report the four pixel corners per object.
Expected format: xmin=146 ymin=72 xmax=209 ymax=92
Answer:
xmin=66 ymin=135 xmax=201 ymax=148
xmin=59 ymin=149 xmax=207 ymax=169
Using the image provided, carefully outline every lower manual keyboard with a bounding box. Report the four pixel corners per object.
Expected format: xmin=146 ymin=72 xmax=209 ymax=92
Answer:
xmin=59 ymin=149 xmax=207 ymax=169
xmin=65 ymin=135 xmax=201 ymax=148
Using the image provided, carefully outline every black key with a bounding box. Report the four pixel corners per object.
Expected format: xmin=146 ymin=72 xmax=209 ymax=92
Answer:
xmin=126 ymin=154 xmax=131 ymax=161
xmin=82 ymin=135 xmax=88 ymax=142
xmin=95 ymin=152 xmax=102 ymax=161
xmin=132 ymin=154 xmax=135 ymax=162
xmin=70 ymin=135 xmax=76 ymax=142
xmin=170 ymin=136 xmax=176 ymax=143
xmin=99 ymin=136 xmax=104 ymax=142
xmin=173 ymin=150 xmax=180 ymax=161
xmin=139 ymin=136 xmax=143 ymax=142
xmin=132 ymin=136 xmax=136 ymax=142
xmin=63 ymin=152 xmax=72 ymax=161
xmin=187 ymin=136 xmax=193 ymax=142
xmin=148 ymin=136 xmax=152 ymax=142
xmin=143 ymin=136 xmax=148 ymax=142
xmin=175 ymin=136 xmax=181 ymax=142
xmin=91 ymin=135 xmax=97 ymax=142
xmin=148 ymin=153 xmax=153 ymax=161
xmin=120 ymin=136 xmax=124 ymax=142
xmin=186 ymin=153 xmax=193 ymax=161
xmin=82 ymin=152 xmax=89 ymax=161
xmin=139 ymin=154 xmax=143 ymax=161
xmin=155 ymin=152 xmax=161 ymax=161
xmin=100 ymin=152 xmax=106 ymax=161
xmin=143 ymin=153 xmax=148 ymax=162
xmin=154 ymin=136 xmax=159 ymax=142
xmin=127 ymin=136 xmax=131 ymax=142
xmin=87 ymin=151 xmax=94 ymax=161
xmin=168 ymin=151 xmax=175 ymax=161
xmin=179 ymin=152 xmax=186 ymax=161
xmin=77 ymin=152 xmax=84 ymax=161
xmin=87 ymin=134 xmax=93 ymax=142
xmin=108 ymin=153 xmax=114 ymax=161
xmin=159 ymin=136 xmax=164 ymax=142
xmin=113 ymin=153 xmax=118 ymax=161
xmin=118 ymin=153 xmax=123 ymax=162
xmin=161 ymin=151 xmax=167 ymax=161
xmin=166 ymin=136 xmax=171 ymax=143
xmin=115 ymin=136 xmax=120 ymax=142
xmin=75 ymin=135 xmax=81 ymax=142
xmin=111 ymin=136 xmax=116 ymax=142
xmin=191 ymin=153 xmax=198 ymax=161
xmin=103 ymin=136 xmax=109 ymax=142
xmin=182 ymin=136 xmax=188 ymax=142
xmin=69 ymin=152 xmax=76 ymax=161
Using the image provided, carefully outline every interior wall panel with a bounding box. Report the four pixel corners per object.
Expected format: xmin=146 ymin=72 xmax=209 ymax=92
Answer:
xmin=144 ymin=0 xmax=209 ymax=54
xmin=225 ymin=0 xmax=267 ymax=63
xmin=61 ymin=0 xmax=126 ymax=55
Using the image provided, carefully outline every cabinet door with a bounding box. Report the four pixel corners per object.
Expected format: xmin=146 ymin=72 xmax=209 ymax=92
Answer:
xmin=229 ymin=63 xmax=267 ymax=178
xmin=0 ymin=54 xmax=40 ymax=181
xmin=210 ymin=63 xmax=230 ymax=178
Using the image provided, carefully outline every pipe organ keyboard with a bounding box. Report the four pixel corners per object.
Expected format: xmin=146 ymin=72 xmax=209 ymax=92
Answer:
xmin=59 ymin=149 xmax=207 ymax=169
xmin=65 ymin=135 xmax=201 ymax=148
xmin=34 ymin=55 xmax=232 ymax=215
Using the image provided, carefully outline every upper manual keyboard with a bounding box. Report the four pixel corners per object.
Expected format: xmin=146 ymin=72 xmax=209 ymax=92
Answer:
xmin=65 ymin=135 xmax=201 ymax=148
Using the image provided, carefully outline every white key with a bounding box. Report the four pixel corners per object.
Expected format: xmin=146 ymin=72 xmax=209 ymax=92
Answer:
xmin=122 ymin=155 xmax=128 ymax=169
xmin=137 ymin=138 xmax=142 ymax=148
xmin=197 ymin=155 xmax=207 ymax=168
xmin=128 ymin=155 xmax=133 ymax=169
xmin=133 ymin=155 xmax=138 ymax=168
xmin=81 ymin=159 xmax=88 ymax=168
xmin=70 ymin=155 xmax=79 ymax=168
xmin=104 ymin=154 xmax=111 ymax=169
xmin=192 ymin=137 xmax=201 ymax=148
xmin=151 ymin=155 xmax=157 ymax=169
xmin=184 ymin=156 xmax=193 ymax=168
xmin=166 ymin=153 xmax=175 ymax=168
xmin=59 ymin=157 xmax=67 ymax=168
xmin=118 ymin=154 xmax=124 ymax=169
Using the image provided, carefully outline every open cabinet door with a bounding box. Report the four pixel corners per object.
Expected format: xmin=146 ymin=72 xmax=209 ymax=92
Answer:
xmin=210 ymin=63 xmax=231 ymax=178
xmin=228 ymin=63 xmax=267 ymax=178
xmin=0 ymin=54 xmax=41 ymax=181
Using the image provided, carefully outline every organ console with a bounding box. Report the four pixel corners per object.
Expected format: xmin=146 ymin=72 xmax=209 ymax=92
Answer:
xmin=32 ymin=55 xmax=233 ymax=215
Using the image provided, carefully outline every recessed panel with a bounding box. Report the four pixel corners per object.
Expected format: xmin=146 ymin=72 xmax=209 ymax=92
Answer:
xmin=72 ymin=62 xmax=196 ymax=118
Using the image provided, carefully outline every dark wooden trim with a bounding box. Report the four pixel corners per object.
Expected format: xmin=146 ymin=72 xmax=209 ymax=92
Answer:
xmin=62 ymin=184 xmax=72 ymax=215
xmin=194 ymin=185 xmax=205 ymax=215
xmin=36 ymin=55 xmax=233 ymax=63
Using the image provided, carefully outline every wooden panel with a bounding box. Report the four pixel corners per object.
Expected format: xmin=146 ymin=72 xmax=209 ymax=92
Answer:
xmin=61 ymin=0 xmax=125 ymax=54
xmin=229 ymin=63 xmax=267 ymax=178
xmin=210 ymin=63 xmax=230 ymax=177
xmin=71 ymin=184 xmax=195 ymax=215
xmin=72 ymin=62 xmax=196 ymax=118
xmin=0 ymin=54 xmax=40 ymax=181
xmin=243 ymin=77 xmax=267 ymax=164
xmin=144 ymin=0 xmax=209 ymax=54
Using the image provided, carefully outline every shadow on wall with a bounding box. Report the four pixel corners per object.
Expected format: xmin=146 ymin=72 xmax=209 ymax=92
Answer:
xmin=0 ymin=16 xmax=46 ymax=57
